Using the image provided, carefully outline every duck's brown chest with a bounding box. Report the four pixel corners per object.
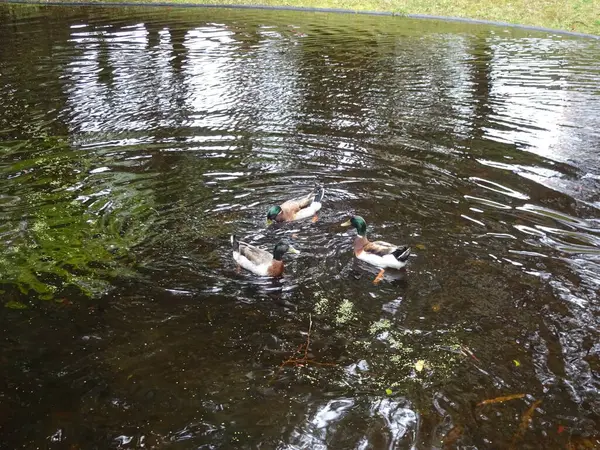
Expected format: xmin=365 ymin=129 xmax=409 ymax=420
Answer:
xmin=267 ymin=260 xmax=284 ymax=277
xmin=354 ymin=236 xmax=368 ymax=257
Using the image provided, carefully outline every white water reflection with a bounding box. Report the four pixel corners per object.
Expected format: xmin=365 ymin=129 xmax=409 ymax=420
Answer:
xmin=367 ymin=398 xmax=417 ymax=449
xmin=184 ymin=25 xmax=236 ymax=130
xmin=287 ymin=398 xmax=355 ymax=449
xmin=482 ymin=38 xmax=600 ymax=205
xmin=286 ymin=397 xmax=416 ymax=450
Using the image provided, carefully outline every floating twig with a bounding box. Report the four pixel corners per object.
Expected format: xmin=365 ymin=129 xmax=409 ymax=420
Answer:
xmin=442 ymin=424 xmax=464 ymax=449
xmin=460 ymin=345 xmax=480 ymax=362
xmin=510 ymin=399 xmax=542 ymax=449
xmin=270 ymin=314 xmax=336 ymax=383
xmin=477 ymin=393 xmax=526 ymax=407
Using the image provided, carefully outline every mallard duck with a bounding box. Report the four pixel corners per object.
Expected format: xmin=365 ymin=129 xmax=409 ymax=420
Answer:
xmin=266 ymin=185 xmax=324 ymax=225
xmin=341 ymin=216 xmax=410 ymax=283
xmin=231 ymin=235 xmax=299 ymax=277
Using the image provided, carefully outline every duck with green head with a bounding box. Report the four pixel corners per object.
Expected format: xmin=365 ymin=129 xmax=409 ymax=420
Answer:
xmin=341 ymin=215 xmax=411 ymax=283
xmin=231 ymin=235 xmax=299 ymax=277
xmin=266 ymin=185 xmax=324 ymax=225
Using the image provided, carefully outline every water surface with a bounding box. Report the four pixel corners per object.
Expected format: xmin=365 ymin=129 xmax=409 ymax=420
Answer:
xmin=1 ymin=4 xmax=600 ymax=449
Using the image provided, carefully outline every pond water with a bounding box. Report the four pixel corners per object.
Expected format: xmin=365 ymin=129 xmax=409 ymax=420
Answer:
xmin=1 ymin=4 xmax=600 ymax=449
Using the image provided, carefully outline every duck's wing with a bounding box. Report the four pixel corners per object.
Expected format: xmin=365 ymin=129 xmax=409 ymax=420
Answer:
xmin=364 ymin=241 xmax=410 ymax=261
xmin=281 ymin=192 xmax=313 ymax=212
xmin=237 ymin=241 xmax=273 ymax=266
xmin=363 ymin=240 xmax=398 ymax=257
xmin=281 ymin=185 xmax=324 ymax=212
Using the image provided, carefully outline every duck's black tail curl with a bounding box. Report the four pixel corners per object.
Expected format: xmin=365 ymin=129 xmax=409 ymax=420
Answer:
xmin=393 ymin=246 xmax=411 ymax=262
xmin=313 ymin=185 xmax=325 ymax=203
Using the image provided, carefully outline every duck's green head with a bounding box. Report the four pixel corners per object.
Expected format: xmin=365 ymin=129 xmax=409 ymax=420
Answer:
xmin=266 ymin=206 xmax=282 ymax=226
xmin=272 ymin=240 xmax=300 ymax=261
xmin=341 ymin=215 xmax=367 ymax=237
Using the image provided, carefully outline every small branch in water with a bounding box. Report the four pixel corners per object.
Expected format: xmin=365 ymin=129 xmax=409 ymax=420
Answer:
xmin=459 ymin=345 xmax=480 ymax=362
xmin=442 ymin=424 xmax=464 ymax=449
xmin=270 ymin=314 xmax=336 ymax=383
xmin=510 ymin=399 xmax=542 ymax=449
xmin=477 ymin=393 xmax=526 ymax=407
xmin=304 ymin=313 xmax=312 ymax=360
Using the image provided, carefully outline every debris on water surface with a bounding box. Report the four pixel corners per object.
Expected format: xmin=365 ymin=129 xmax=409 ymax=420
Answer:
xmin=510 ymin=399 xmax=542 ymax=449
xmin=566 ymin=436 xmax=600 ymax=449
xmin=477 ymin=393 xmax=526 ymax=407
xmin=415 ymin=360 xmax=425 ymax=372
xmin=459 ymin=345 xmax=480 ymax=362
xmin=442 ymin=424 xmax=464 ymax=449
xmin=369 ymin=318 xmax=391 ymax=334
xmin=313 ymin=296 xmax=329 ymax=315
xmin=335 ymin=299 xmax=356 ymax=325
xmin=271 ymin=314 xmax=336 ymax=384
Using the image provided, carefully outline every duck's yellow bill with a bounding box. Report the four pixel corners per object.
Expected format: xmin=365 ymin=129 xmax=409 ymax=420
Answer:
xmin=341 ymin=220 xmax=351 ymax=227
xmin=266 ymin=219 xmax=273 ymax=227
xmin=287 ymin=245 xmax=300 ymax=254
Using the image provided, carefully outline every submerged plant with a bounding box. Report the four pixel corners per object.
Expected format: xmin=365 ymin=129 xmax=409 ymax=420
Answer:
xmin=0 ymin=138 xmax=155 ymax=302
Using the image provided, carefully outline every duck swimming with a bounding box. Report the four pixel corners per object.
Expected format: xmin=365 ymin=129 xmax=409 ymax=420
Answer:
xmin=266 ymin=185 xmax=324 ymax=225
xmin=341 ymin=215 xmax=410 ymax=284
xmin=231 ymin=235 xmax=299 ymax=277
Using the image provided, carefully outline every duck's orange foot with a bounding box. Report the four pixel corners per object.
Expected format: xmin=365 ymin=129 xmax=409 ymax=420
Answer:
xmin=311 ymin=215 xmax=319 ymax=223
xmin=236 ymin=264 xmax=242 ymax=274
xmin=373 ymin=269 xmax=385 ymax=284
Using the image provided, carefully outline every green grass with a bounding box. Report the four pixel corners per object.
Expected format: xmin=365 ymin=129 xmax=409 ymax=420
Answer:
xmin=86 ymin=0 xmax=600 ymax=35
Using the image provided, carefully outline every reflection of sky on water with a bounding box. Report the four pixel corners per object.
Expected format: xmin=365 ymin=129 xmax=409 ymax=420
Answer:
xmin=184 ymin=26 xmax=236 ymax=131
xmin=482 ymin=38 xmax=600 ymax=206
xmin=62 ymin=23 xmax=600 ymax=192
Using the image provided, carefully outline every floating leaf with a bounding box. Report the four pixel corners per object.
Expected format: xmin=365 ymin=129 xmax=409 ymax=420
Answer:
xmin=415 ymin=360 xmax=425 ymax=372
xmin=385 ymin=388 xmax=393 ymax=396
xmin=513 ymin=360 xmax=521 ymax=367
xmin=415 ymin=244 xmax=426 ymax=250
xmin=477 ymin=393 xmax=525 ymax=407
xmin=557 ymin=425 xmax=565 ymax=434
xmin=5 ymin=300 xmax=28 ymax=309
xmin=432 ymin=304 xmax=440 ymax=312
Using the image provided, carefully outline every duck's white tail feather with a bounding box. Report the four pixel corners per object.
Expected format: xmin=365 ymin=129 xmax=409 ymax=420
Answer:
xmin=357 ymin=249 xmax=409 ymax=269
xmin=294 ymin=202 xmax=321 ymax=220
